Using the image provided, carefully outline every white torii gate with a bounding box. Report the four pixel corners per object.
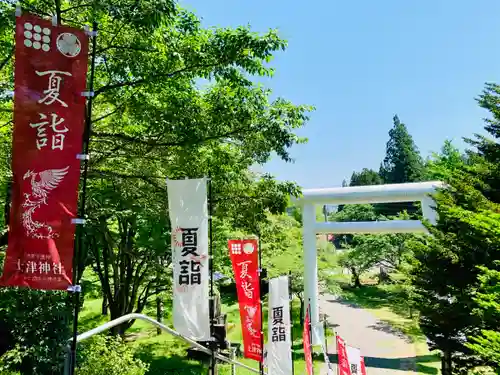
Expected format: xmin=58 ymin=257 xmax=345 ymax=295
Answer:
xmin=294 ymin=180 xmax=443 ymax=344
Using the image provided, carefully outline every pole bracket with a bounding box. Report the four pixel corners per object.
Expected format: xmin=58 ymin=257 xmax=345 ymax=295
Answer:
xmin=71 ymin=218 xmax=86 ymax=225
xmin=81 ymin=91 xmax=95 ymax=97
xmin=67 ymin=285 xmax=82 ymax=293
xmin=15 ymin=5 xmax=21 ymax=17
xmin=76 ymin=154 xmax=90 ymax=160
xmin=84 ymin=26 xmax=98 ymax=37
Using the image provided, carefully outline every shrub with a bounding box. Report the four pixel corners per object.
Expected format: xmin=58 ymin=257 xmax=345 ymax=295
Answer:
xmin=0 ymin=288 xmax=71 ymax=374
xmin=76 ymin=335 xmax=149 ymax=375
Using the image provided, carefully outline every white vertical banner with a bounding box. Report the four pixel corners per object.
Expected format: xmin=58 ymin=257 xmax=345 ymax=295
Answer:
xmin=167 ymin=178 xmax=210 ymax=340
xmin=346 ymin=346 xmax=362 ymax=375
xmin=267 ymin=276 xmax=293 ymax=375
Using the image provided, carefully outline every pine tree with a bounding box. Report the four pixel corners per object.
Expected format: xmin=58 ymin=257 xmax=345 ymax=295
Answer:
xmin=410 ymin=85 xmax=500 ymax=373
xmin=378 ymin=115 xmax=424 ymax=216
xmin=466 ymin=83 xmax=500 ymax=204
xmin=379 ymin=115 xmax=424 ymax=184
xmin=409 ymin=175 xmax=497 ymax=373
xmin=466 ymin=263 xmax=500 ymax=372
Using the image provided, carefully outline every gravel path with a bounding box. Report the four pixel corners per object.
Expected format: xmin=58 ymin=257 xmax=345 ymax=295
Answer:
xmin=318 ymin=293 xmax=417 ymax=374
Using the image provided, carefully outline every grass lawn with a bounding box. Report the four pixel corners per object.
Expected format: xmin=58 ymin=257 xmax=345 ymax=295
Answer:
xmin=78 ymin=296 xmax=327 ymax=375
xmin=338 ymin=278 xmax=441 ymax=375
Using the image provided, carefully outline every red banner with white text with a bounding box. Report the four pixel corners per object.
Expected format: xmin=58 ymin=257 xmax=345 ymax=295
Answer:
xmin=303 ymin=307 xmax=314 ymax=375
xmin=0 ymin=13 xmax=89 ymax=290
xmin=337 ymin=335 xmax=352 ymax=375
xmin=228 ymin=239 xmax=262 ymax=361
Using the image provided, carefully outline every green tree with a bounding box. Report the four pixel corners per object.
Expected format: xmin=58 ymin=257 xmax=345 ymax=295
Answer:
xmin=329 ymin=203 xmax=380 ymax=250
xmin=466 ymin=83 xmax=500 ymax=204
xmin=424 ymin=140 xmax=468 ymax=182
xmin=336 ymin=216 xmax=416 ymax=288
xmin=409 ymin=98 xmax=500 ymax=374
xmin=349 ymin=168 xmax=383 ymax=187
xmin=379 ymin=115 xmax=424 ymax=184
xmin=466 ymin=263 xmax=500 ymax=372
xmin=378 ymin=115 xmax=424 ymax=217
xmin=0 ymin=0 xmax=312 ymax=339
xmin=335 ymin=169 xmax=382 ymax=214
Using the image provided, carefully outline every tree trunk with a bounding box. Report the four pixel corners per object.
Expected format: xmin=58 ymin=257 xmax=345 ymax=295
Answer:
xmin=102 ymin=293 xmax=108 ymax=316
xmin=441 ymin=351 xmax=452 ymax=375
xmin=351 ymin=267 xmax=362 ymax=288
xmin=299 ymin=297 xmax=304 ymax=326
xmin=378 ymin=266 xmax=390 ymax=284
xmin=156 ymin=295 xmax=163 ymax=335
xmin=109 ymin=308 xmax=130 ymax=337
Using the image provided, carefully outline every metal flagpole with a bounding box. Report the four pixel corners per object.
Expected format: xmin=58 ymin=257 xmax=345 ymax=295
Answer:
xmin=69 ymin=21 xmax=98 ymax=375
xmin=288 ymin=270 xmax=295 ymax=375
xmin=258 ymin=235 xmax=264 ymax=375
xmin=208 ymin=173 xmax=217 ymax=375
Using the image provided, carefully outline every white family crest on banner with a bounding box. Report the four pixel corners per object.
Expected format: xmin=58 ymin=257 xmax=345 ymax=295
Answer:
xmin=23 ymin=21 xmax=82 ymax=57
xmin=56 ymin=33 xmax=82 ymax=57
xmin=267 ymin=276 xmax=293 ymax=375
xmin=167 ymin=178 xmax=210 ymax=341
xmin=23 ymin=22 xmax=52 ymax=52
xmin=243 ymin=242 xmax=255 ymax=254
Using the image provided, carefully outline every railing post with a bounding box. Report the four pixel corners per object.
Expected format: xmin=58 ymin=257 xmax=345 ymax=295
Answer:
xmin=231 ymin=346 xmax=236 ymax=375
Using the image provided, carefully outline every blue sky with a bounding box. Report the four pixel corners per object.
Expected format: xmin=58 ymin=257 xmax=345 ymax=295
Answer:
xmin=181 ymin=0 xmax=500 ymax=188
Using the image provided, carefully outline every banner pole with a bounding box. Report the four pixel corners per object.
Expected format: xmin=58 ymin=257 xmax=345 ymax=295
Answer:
xmin=69 ymin=21 xmax=98 ymax=375
xmin=324 ymin=317 xmax=328 ymax=357
xmin=258 ymin=235 xmax=264 ymax=375
xmin=288 ymin=270 xmax=295 ymax=375
xmin=309 ymin=299 xmax=314 ymax=375
xmin=208 ymin=174 xmax=217 ymax=375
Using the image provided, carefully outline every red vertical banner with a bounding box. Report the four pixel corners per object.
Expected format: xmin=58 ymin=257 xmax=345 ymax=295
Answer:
xmin=303 ymin=307 xmax=314 ymax=375
xmin=360 ymin=356 xmax=367 ymax=375
xmin=336 ymin=336 xmax=352 ymax=375
xmin=228 ymin=238 xmax=262 ymax=362
xmin=0 ymin=13 xmax=89 ymax=290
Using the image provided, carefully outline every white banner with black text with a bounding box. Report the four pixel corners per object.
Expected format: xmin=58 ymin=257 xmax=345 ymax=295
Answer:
xmin=267 ymin=276 xmax=293 ymax=375
xmin=167 ymin=178 xmax=210 ymax=340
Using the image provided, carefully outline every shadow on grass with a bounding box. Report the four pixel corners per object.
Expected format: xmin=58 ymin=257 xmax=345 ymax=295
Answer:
xmin=338 ymin=284 xmax=414 ymax=320
xmin=366 ymin=320 xmax=413 ymax=344
xmin=135 ymin=342 xmax=207 ymax=375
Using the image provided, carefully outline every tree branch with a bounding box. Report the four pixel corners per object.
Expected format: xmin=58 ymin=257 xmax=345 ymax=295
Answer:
xmin=91 ymin=125 xmax=253 ymax=148
xmin=61 ymin=3 xmax=93 ymax=13
xmin=0 ymin=120 xmax=12 ymax=128
xmin=18 ymin=1 xmax=52 ymax=17
xmin=94 ymin=62 xmax=221 ymax=95
xmin=97 ymin=45 xmax=157 ymax=54
xmin=88 ymin=170 xmax=166 ymax=191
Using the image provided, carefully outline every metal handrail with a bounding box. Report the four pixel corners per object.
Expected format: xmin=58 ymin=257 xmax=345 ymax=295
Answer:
xmin=63 ymin=313 xmax=262 ymax=374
